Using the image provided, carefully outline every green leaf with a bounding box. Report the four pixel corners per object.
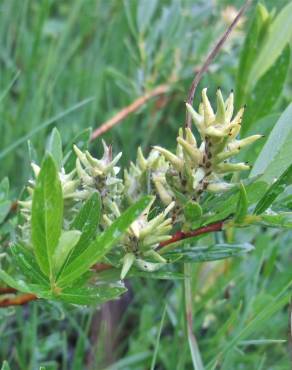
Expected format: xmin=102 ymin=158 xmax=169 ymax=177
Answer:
xmin=239 ymin=114 xmax=280 ymax=163
xmin=250 ymin=103 xmax=292 ymax=184
xmin=47 ymin=127 xmax=63 ymax=170
xmin=184 ymin=201 xmax=202 ymax=223
xmin=96 ymin=266 xmax=184 ymax=281
xmin=1 ymin=361 xmax=11 ymax=370
xmin=55 ymin=284 xmax=127 ymax=305
xmin=0 ymin=177 xmax=10 ymax=223
xmin=164 ymin=243 xmax=254 ymax=263
xmin=137 ymin=0 xmax=158 ymax=34
xmin=248 ymin=1 xmax=292 ymax=88
xmin=31 ymin=154 xmax=63 ymax=277
xmin=201 ymin=181 xmax=268 ymax=224
xmin=63 ymin=128 xmax=91 ymax=172
xmin=234 ymin=183 xmax=248 ymax=223
xmin=52 ymin=230 xmax=81 ymax=274
xmin=260 ymin=212 xmax=292 ymax=228
xmin=57 ymin=196 xmax=153 ymax=287
xmin=236 ymin=3 xmax=270 ymax=107
xmin=0 ymin=269 xmax=31 ymax=293
xmin=254 ymin=163 xmax=292 ymax=215
xmin=68 ymin=192 xmax=101 ymax=262
xmin=10 ymin=244 xmax=49 ymax=286
xmin=242 ymin=45 xmax=290 ymax=134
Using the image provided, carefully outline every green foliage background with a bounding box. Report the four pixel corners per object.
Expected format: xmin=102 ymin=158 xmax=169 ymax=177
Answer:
xmin=1 ymin=0 xmax=292 ymax=369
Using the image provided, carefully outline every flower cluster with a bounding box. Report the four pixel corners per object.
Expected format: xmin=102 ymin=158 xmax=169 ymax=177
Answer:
xmin=73 ymin=141 xmax=123 ymax=224
xmin=152 ymin=88 xmax=262 ymax=216
xmin=19 ymin=88 xmax=261 ymax=278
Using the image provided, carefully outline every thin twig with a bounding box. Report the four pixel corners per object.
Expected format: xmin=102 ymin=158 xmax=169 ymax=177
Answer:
xmin=0 ymin=220 xmax=224 ymax=307
xmin=0 ymin=293 xmax=37 ymax=307
xmin=90 ymin=84 xmax=170 ymax=141
xmin=0 ymin=287 xmax=17 ymax=295
xmin=158 ymin=220 xmax=224 ymax=249
xmin=185 ymin=0 xmax=251 ymax=128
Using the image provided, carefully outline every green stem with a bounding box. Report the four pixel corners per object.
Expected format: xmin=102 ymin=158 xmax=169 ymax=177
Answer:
xmin=184 ymin=262 xmax=204 ymax=370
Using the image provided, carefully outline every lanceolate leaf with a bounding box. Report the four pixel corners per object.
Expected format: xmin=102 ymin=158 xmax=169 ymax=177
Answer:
xmin=260 ymin=213 xmax=292 ymax=228
xmin=47 ymin=127 xmax=63 ymax=170
xmin=235 ymin=3 xmax=270 ymax=108
xmin=68 ymin=192 xmax=101 ymax=262
xmin=57 ymin=196 xmax=153 ymax=287
xmin=1 ymin=361 xmax=11 ymax=370
xmin=250 ymin=103 xmax=292 ymax=183
xmin=52 ymin=230 xmax=81 ymax=274
xmin=0 ymin=177 xmax=10 ymax=223
xmin=201 ymin=181 xmax=268 ymax=224
xmin=0 ymin=269 xmax=31 ymax=293
xmin=247 ymin=1 xmax=292 ymax=88
xmin=164 ymin=243 xmax=254 ymax=263
xmin=242 ymin=45 xmax=290 ymax=134
xmin=235 ymin=183 xmax=248 ymax=224
xmin=63 ymin=128 xmax=91 ymax=172
xmin=54 ymin=284 xmax=127 ymax=305
xmin=31 ymin=154 xmax=63 ymax=276
xmin=10 ymin=244 xmax=49 ymax=286
xmin=254 ymin=163 xmax=292 ymax=215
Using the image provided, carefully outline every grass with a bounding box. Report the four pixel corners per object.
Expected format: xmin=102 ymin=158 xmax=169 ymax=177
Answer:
xmin=1 ymin=0 xmax=292 ymax=369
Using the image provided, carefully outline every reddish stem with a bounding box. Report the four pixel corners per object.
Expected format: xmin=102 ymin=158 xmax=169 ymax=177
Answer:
xmin=158 ymin=220 xmax=224 ymax=248
xmin=0 ymin=220 xmax=224 ymax=307
xmin=0 ymin=293 xmax=37 ymax=307
xmin=0 ymin=287 xmax=17 ymax=295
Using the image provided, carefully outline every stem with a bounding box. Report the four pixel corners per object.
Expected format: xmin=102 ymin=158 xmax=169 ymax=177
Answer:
xmin=0 ymin=293 xmax=37 ymax=307
xmin=90 ymin=84 xmax=170 ymax=141
xmin=158 ymin=220 xmax=224 ymax=254
xmin=0 ymin=220 xmax=225 ymax=307
xmin=185 ymin=0 xmax=250 ymax=128
xmin=184 ymin=263 xmax=204 ymax=370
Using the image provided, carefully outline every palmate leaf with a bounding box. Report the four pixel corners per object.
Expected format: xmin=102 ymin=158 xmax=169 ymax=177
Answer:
xmin=31 ymin=154 xmax=63 ymax=277
xmin=163 ymin=243 xmax=254 ymax=263
xmin=254 ymin=163 xmax=292 ymax=215
xmin=56 ymin=195 xmax=153 ymax=288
